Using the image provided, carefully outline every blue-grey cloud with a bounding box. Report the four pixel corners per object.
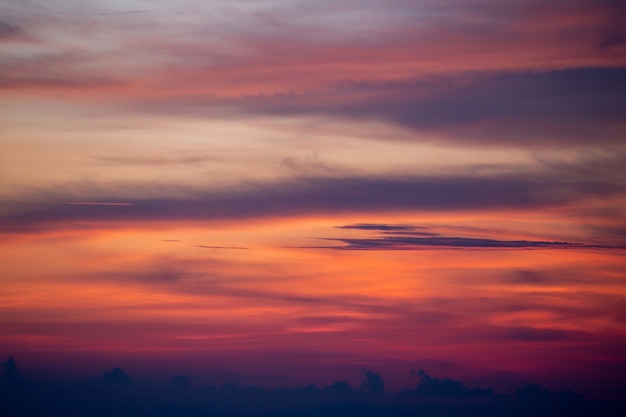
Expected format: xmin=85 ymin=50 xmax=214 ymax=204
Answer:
xmin=336 ymin=223 xmax=427 ymax=232
xmin=336 ymin=223 xmax=441 ymax=237
xmin=597 ymin=0 xmax=626 ymax=51
xmin=131 ymin=67 xmax=626 ymax=146
xmin=2 ymin=171 xmax=624 ymax=232
xmin=0 ymin=20 xmax=24 ymax=41
xmin=506 ymin=326 xmax=575 ymax=342
xmin=313 ymin=236 xmax=612 ymax=250
xmin=225 ymin=67 xmax=626 ymax=146
xmin=317 ymin=223 xmax=626 ymax=251
xmin=297 ymin=316 xmax=356 ymax=325
xmin=192 ymin=245 xmax=249 ymax=250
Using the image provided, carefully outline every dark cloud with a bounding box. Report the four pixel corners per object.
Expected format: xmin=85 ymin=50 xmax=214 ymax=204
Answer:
xmin=102 ymin=367 xmax=130 ymax=384
xmin=2 ymin=171 xmax=623 ymax=232
xmin=597 ymin=0 xmax=626 ymax=51
xmin=409 ymin=369 xmax=468 ymax=398
xmin=314 ymin=236 xmax=613 ymax=250
xmin=510 ymin=270 xmax=550 ymax=284
xmin=337 ymin=223 xmax=441 ymax=237
xmin=81 ymin=262 xmax=406 ymax=317
xmin=218 ymin=67 xmax=626 ymax=146
xmin=97 ymin=269 xmax=189 ymax=284
xmin=192 ymin=245 xmax=249 ymax=250
xmin=506 ymin=326 xmax=574 ymax=342
xmin=599 ymin=32 xmax=626 ymax=50
xmin=66 ymin=201 xmax=134 ymax=206
xmin=336 ymin=223 xmax=427 ymax=232
xmin=378 ymin=231 xmax=440 ymax=237
xmin=434 ymin=322 xmax=592 ymax=344
xmin=297 ymin=316 xmax=356 ymax=325
xmin=322 ymin=380 xmax=353 ymax=395
xmin=0 ymin=20 xmax=24 ymax=41
xmin=5 ymin=361 xmax=619 ymax=417
xmin=360 ymin=369 xmax=384 ymax=395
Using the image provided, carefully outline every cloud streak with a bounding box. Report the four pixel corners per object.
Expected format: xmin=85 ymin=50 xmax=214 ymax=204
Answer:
xmin=0 ymin=20 xmax=26 ymax=41
xmin=192 ymin=245 xmax=249 ymax=250
xmin=314 ymin=236 xmax=611 ymax=250
xmin=3 ymin=172 xmax=624 ymax=231
xmin=217 ymin=67 xmax=626 ymax=146
xmin=66 ymin=202 xmax=135 ymax=206
xmin=320 ymin=222 xmax=626 ymax=250
xmin=336 ymin=224 xmax=428 ymax=232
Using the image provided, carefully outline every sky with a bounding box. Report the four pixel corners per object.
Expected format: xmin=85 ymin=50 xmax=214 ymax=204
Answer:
xmin=1 ymin=0 xmax=626 ymax=398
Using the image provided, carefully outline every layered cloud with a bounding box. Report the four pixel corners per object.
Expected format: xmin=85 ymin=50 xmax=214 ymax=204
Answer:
xmin=2 ymin=168 xmax=624 ymax=232
xmin=223 ymin=67 xmax=626 ymax=145
xmin=1 ymin=0 xmax=625 ymax=399
xmin=2 ymin=1 xmax=624 ymax=98
xmin=1 ymin=0 xmax=624 ymax=152
xmin=317 ymin=235 xmax=603 ymax=250
xmin=317 ymin=222 xmax=626 ymax=250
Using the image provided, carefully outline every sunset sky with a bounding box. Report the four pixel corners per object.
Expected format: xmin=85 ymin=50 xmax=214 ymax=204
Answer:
xmin=1 ymin=0 xmax=625 ymax=398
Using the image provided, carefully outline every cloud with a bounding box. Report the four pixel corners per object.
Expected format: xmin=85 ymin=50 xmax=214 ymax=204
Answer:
xmin=297 ymin=316 xmax=356 ymax=325
xmin=2 ymin=1 xmax=622 ymax=118
xmin=599 ymin=31 xmax=626 ymax=50
xmin=314 ymin=236 xmax=617 ymax=251
xmin=506 ymin=326 xmax=574 ymax=342
xmin=222 ymin=67 xmax=626 ymax=146
xmin=66 ymin=202 xmax=135 ymax=206
xmin=335 ymin=223 xmax=441 ymax=237
xmin=2 ymin=171 xmax=624 ymax=232
xmin=411 ymin=369 xmax=466 ymax=397
xmin=596 ymin=0 xmax=626 ymax=51
xmin=317 ymin=221 xmax=626 ymax=251
xmin=336 ymin=223 xmax=428 ymax=232
xmin=192 ymin=245 xmax=249 ymax=250
xmin=534 ymin=149 xmax=626 ymax=183
xmin=0 ymin=73 xmax=125 ymax=92
xmin=0 ymin=20 xmax=25 ymax=41
xmin=510 ymin=270 xmax=551 ymax=284
xmin=360 ymin=369 xmax=384 ymax=394
xmin=93 ymin=155 xmax=219 ymax=166
xmin=0 ymin=49 xmax=126 ymax=91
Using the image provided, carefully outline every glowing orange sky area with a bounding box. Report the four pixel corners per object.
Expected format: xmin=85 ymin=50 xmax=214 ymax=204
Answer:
xmin=1 ymin=0 xmax=625 ymax=398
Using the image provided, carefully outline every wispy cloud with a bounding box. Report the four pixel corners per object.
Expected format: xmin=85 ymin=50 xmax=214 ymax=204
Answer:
xmin=66 ymin=201 xmax=135 ymax=206
xmin=336 ymin=223 xmax=428 ymax=232
xmin=2 ymin=1 xmax=623 ymax=115
xmin=314 ymin=236 xmax=611 ymax=250
xmin=1 ymin=170 xmax=623 ymax=232
xmin=320 ymin=222 xmax=626 ymax=250
xmin=215 ymin=67 xmax=626 ymax=146
xmin=93 ymin=155 xmax=219 ymax=166
xmin=0 ymin=20 xmax=27 ymax=41
xmin=192 ymin=245 xmax=249 ymax=250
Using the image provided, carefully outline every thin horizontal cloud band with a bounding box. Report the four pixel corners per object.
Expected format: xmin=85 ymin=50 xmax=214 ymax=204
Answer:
xmin=3 ymin=174 xmax=623 ymax=231
xmin=312 ymin=236 xmax=621 ymax=250
xmin=153 ymin=67 xmax=626 ymax=146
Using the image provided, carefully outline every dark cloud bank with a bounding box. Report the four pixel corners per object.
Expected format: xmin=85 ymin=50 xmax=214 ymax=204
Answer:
xmin=316 ymin=236 xmax=607 ymax=250
xmin=2 ymin=357 xmax=625 ymax=417
xmin=142 ymin=67 xmax=626 ymax=146
xmin=321 ymin=223 xmax=626 ymax=250
xmin=2 ymin=170 xmax=624 ymax=232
